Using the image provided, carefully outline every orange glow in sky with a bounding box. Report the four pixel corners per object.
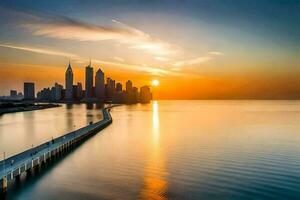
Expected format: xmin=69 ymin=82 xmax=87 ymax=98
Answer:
xmin=0 ymin=1 xmax=299 ymax=99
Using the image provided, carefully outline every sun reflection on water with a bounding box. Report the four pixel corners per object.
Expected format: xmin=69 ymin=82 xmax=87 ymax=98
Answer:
xmin=139 ymin=101 xmax=168 ymax=200
xmin=152 ymin=101 xmax=160 ymax=142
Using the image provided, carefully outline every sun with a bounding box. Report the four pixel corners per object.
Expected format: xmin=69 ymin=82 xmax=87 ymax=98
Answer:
xmin=151 ymin=79 xmax=159 ymax=87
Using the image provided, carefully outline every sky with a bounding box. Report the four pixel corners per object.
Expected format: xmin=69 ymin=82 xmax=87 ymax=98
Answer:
xmin=0 ymin=0 xmax=299 ymax=99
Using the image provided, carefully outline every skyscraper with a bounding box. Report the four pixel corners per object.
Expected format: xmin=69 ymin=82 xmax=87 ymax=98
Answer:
xmin=126 ymin=80 xmax=133 ymax=92
xmin=95 ymin=68 xmax=105 ymax=100
xmin=77 ymin=82 xmax=83 ymax=99
xmin=133 ymin=87 xmax=139 ymax=103
xmin=72 ymin=85 xmax=78 ymax=99
xmin=54 ymin=82 xmax=63 ymax=101
xmin=23 ymin=82 xmax=35 ymax=100
xmin=140 ymin=85 xmax=151 ymax=103
xmin=125 ymin=80 xmax=133 ymax=104
xmin=65 ymin=61 xmax=73 ymax=100
xmin=116 ymin=83 xmax=122 ymax=92
xmin=85 ymin=61 xmax=94 ymax=98
xmin=106 ymin=77 xmax=115 ymax=101
xmin=50 ymin=87 xmax=56 ymax=101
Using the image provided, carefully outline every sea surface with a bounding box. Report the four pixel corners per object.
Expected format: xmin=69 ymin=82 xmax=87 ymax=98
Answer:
xmin=1 ymin=100 xmax=300 ymax=200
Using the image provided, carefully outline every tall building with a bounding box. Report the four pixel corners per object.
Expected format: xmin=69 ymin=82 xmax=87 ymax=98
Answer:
xmin=95 ymin=68 xmax=105 ymax=100
xmin=85 ymin=62 xmax=94 ymax=98
xmin=54 ymin=83 xmax=63 ymax=101
xmin=116 ymin=83 xmax=122 ymax=92
xmin=133 ymin=87 xmax=139 ymax=103
xmin=126 ymin=80 xmax=133 ymax=92
xmin=140 ymin=85 xmax=151 ymax=103
xmin=106 ymin=77 xmax=116 ymax=101
xmin=38 ymin=88 xmax=51 ymax=101
xmin=108 ymin=78 xmax=115 ymax=90
xmin=65 ymin=61 xmax=73 ymax=100
xmin=124 ymin=80 xmax=134 ymax=103
xmin=24 ymin=82 xmax=35 ymax=100
xmin=77 ymin=82 xmax=83 ymax=99
xmin=72 ymin=85 xmax=78 ymax=99
xmin=50 ymin=87 xmax=56 ymax=101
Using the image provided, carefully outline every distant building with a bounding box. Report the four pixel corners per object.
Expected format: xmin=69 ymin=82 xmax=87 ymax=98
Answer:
xmin=37 ymin=91 xmax=41 ymax=100
xmin=92 ymin=86 xmax=95 ymax=97
xmin=126 ymin=80 xmax=133 ymax=92
xmin=61 ymin=89 xmax=66 ymax=100
xmin=85 ymin=63 xmax=94 ymax=98
xmin=72 ymin=85 xmax=78 ymax=99
xmin=140 ymin=85 xmax=151 ymax=103
xmin=116 ymin=83 xmax=122 ymax=92
xmin=10 ymin=90 xmax=17 ymax=98
xmin=106 ymin=77 xmax=115 ymax=101
xmin=20 ymin=62 xmax=152 ymax=104
xmin=50 ymin=87 xmax=56 ymax=101
xmin=37 ymin=87 xmax=51 ymax=101
xmin=24 ymin=82 xmax=35 ymax=100
xmin=133 ymin=87 xmax=139 ymax=103
xmin=65 ymin=61 xmax=73 ymax=100
xmin=54 ymin=83 xmax=63 ymax=101
xmin=17 ymin=92 xmax=23 ymax=98
xmin=76 ymin=82 xmax=83 ymax=99
xmin=95 ymin=68 xmax=105 ymax=100
xmin=113 ymin=91 xmax=125 ymax=103
xmin=125 ymin=80 xmax=134 ymax=104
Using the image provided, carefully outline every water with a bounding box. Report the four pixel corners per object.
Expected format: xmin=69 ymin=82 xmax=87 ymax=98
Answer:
xmin=1 ymin=100 xmax=300 ymax=199
xmin=0 ymin=104 xmax=103 ymax=158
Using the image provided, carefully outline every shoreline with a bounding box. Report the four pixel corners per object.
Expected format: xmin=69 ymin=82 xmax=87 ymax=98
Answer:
xmin=0 ymin=103 xmax=61 ymax=115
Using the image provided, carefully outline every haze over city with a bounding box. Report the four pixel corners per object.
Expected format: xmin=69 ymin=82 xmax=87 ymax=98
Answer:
xmin=0 ymin=0 xmax=299 ymax=99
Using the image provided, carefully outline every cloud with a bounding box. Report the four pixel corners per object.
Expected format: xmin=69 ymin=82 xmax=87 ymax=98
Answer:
xmin=21 ymin=14 xmax=179 ymax=56
xmin=23 ymin=18 xmax=145 ymax=42
xmin=91 ymin=59 xmax=181 ymax=76
xmin=172 ymin=56 xmax=211 ymax=67
xmin=171 ymin=51 xmax=224 ymax=67
xmin=0 ymin=44 xmax=76 ymax=58
xmin=128 ymin=43 xmax=177 ymax=55
xmin=0 ymin=43 xmax=181 ymax=76
xmin=112 ymin=56 xmax=125 ymax=62
xmin=154 ymin=57 xmax=170 ymax=62
xmin=209 ymin=51 xmax=224 ymax=55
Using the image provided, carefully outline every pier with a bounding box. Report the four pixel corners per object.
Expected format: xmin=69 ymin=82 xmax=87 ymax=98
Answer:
xmin=0 ymin=107 xmax=113 ymax=194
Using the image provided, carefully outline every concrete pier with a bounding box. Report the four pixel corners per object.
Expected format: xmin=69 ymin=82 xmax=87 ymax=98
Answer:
xmin=0 ymin=107 xmax=113 ymax=194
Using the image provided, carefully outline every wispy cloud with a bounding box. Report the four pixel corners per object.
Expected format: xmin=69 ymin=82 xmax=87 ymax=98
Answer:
xmin=154 ymin=57 xmax=170 ymax=62
xmin=209 ymin=51 xmax=224 ymax=55
xmin=0 ymin=42 xmax=183 ymax=76
xmin=0 ymin=44 xmax=76 ymax=58
xmin=91 ymin=59 xmax=180 ymax=76
xmin=171 ymin=51 xmax=224 ymax=67
xmin=23 ymin=18 xmax=143 ymax=42
xmin=112 ymin=56 xmax=125 ymax=62
xmin=111 ymin=19 xmax=179 ymax=55
xmin=172 ymin=56 xmax=211 ymax=67
xmin=0 ymin=8 xmax=223 ymax=78
xmin=21 ymin=14 xmax=179 ymax=56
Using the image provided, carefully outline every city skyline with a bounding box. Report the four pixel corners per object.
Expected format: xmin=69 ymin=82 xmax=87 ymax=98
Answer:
xmin=0 ymin=0 xmax=299 ymax=99
xmin=13 ymin=61 xmax=152 ymax=104
xmin=1 ymin=60 xmax=152 ymax=101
